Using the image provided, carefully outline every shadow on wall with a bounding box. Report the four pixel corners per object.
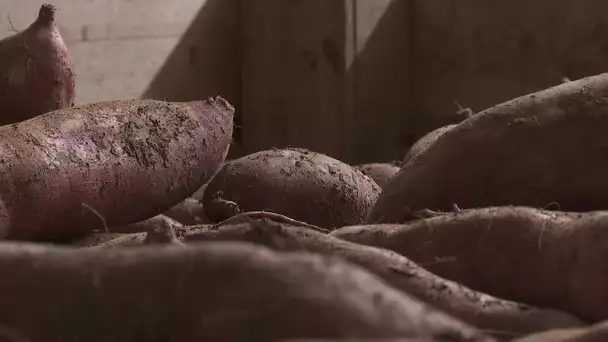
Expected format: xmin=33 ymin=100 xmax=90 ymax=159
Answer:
xmin=346 ymin=0 xmax=411 ymax=163
xmin=142 ymin=0 xmax=242 ymax=157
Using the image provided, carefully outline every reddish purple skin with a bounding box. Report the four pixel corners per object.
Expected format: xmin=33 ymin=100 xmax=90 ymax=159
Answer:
xmin=0 ymin=97 xmax=234 ymax=240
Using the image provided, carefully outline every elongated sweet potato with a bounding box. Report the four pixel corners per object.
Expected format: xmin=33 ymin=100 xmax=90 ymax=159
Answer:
xmin=0 ymin=96 xmax=234 ymax=240
xmin=333 ymin=206 xmax=608 ymax=322
xmin=370 ymin=73 xmax=608 ymax=223
xmin=513 ymin=320 xmax=608 ymax=342
xmin=0 ymin=241 xmax=493 ymax=342
xmin=355 ymin=162 xmax=401 ymax=188
xmin=203 ymin=148 xmax=381 ymax=228
xmin=183 ymin=216 xmax=584 ymax=339
xmin=0 ymin=4 xmax=75 ymax=125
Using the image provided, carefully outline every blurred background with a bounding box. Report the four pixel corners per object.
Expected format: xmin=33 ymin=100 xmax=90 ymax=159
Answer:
xmin=2 ymin=0 xmax=608 ymax=164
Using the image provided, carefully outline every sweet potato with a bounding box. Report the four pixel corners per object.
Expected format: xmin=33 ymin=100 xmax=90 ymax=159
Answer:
xmin=513 ymin=321 xmax=608 ymax=342
xmin=0 ymin=4 xmax=75 ymax=125
xmin=333 ymin=206 xmax=608 ymax=322
xmin=183 ymin=216 xmax=584 ymax=339
xmin=402 ymin=124 xmax=456 ymax=163
xmin=203 ymin=148 xmax=381 ymax=228
xmin=0 ymin=96 xmax=234 ymax=240
xmin=355 ymin=162 xmax=401 ymax=188
xmin=370 ymin=73 xmax=608 ymax=223
xmin=0 ymin=241 xmax=494 ymax=341
xmin=162 ymin=198 xmax=209 ymax=225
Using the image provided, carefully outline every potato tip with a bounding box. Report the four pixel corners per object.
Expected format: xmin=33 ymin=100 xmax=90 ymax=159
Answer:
xmin=38 ymin=4 xmax=57 ymax=23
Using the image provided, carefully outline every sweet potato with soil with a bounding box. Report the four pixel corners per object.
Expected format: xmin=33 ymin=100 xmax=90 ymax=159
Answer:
xmin=371 ymin=73 xmax=608 ymax=223
xmin=513 ymin=321 xmax=608 ymax=342
xmin=0 ymin=241 xmax=494 ymax=341
xmin=0 ymin=4 xmax=75 ymax=125
xmin=203 ymin=148 xmax=381 ymax=228
xmin=162 ymin=198 xmax=209 ymax=225
xmin=333 ymin=206 xmax=608 ymax=322
xmin=0 ymin=96 xmax=234 ymax=240
xmin=355 ymin=162 xmax=401 ymax=188
xmin=183 ymin=216 xmax=584 ymax=339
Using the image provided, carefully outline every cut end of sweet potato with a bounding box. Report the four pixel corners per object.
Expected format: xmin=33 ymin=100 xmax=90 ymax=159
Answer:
xmin=38 ymin=4 xmax=57 ymax=24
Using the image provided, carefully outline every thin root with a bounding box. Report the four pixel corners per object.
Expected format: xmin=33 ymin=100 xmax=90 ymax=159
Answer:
xmin=213 ymin=211 xmax=330 ymax=233
xmin=81 ymin=203 xmax=108 ymax=233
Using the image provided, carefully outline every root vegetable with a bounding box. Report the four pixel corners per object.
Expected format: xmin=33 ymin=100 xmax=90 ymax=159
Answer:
xmin=0 ymin=241 xmax=493 ymax=341
xmin=371 ymin=73 xmax=608 ymax=223
xmin=334 ymin=206 xmax=608 ymax=322
xmin=203 ymin=148 xmax=381 ymax=229
xmin=0 ymin=96 xmax=234 ymax=240
xmin=0 ymin=4 xmax=75 ymax=125
xmin=183 ymin=217 xmax=584 ymax=340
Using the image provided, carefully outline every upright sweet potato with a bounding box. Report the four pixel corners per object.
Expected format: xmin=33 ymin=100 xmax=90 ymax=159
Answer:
xmin=334 ymin=206 xmax=608 ymax=322
xmin=183 ymin=217 xmax=584 ymax=339
xmin=0 ymin=97 xmax=234 ymax=240
xmin=370 ymin=73 xmax=608 ymax=223
xmin=203 ymin=148 xmax=381 ymax=228
xmin=0 ymin=4 xmax=75 ymax=125
xmin=0 ymin=241 xmax=493 ymax=342
xmin=355 ymin=162 xmax=401 ymax=188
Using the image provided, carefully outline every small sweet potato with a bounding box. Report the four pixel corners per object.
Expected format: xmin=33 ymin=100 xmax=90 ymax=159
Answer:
xmin=0 ymin=4 xmax=75 ymax=125
xmin=355 ymin=162 xmax=401 ymax=188
xmin=0 ymin=241 xmax=493 ymax=341
xmin=370 ymin=73 xmax=608 ymax=223
xmin=108 ymin=214 xmax=183 ymax=234
xmin=203 ymin=148 xmax=381 ymax=228
xmin=0 ymin=96 xmax=234 ymax=240
xmin=513 ymin=320 xmax=608 ymax=342
xmin=334 ymin=206 xmax=608 ymax=322
xmin=183 ymin=216 xmax=584 ymax=339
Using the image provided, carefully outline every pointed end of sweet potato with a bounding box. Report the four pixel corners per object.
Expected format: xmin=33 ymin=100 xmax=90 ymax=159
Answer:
xmin=37 ymin=4 xmax=57 ymax=24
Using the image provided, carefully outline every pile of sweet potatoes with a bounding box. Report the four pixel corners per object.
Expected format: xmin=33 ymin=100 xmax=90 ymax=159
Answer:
xmin=7 ymin=3 xmax=608 ymax=342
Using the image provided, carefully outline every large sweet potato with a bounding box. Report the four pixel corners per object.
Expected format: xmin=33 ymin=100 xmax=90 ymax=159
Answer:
xmin=203 ymin=148 xmax=381 ymax=228
xmin=355 ymin=162 xmax=401 ymax=188
xmin=0 ymin=241 xmax=493 ymax=342
xmin=0 ymin=4 xmax=75 ymax=125
xmin=370 ymin=73 xmax=608 ymax=223
xmin=334 ymin=206 xmax=608 ymax=322
xmin=183 ymin=217 xmax=583 ymax=339
xmin=0 ymin=97 xmax=234 ymax=240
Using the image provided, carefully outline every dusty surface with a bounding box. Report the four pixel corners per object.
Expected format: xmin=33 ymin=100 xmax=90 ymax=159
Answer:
xmin=0 ymin=241 xmax=493 ymax=342
xmin=184 ymin=218 xmax=583 ymax=339
xmin=0 ymin=96 xmax=233 ymax=240
xmin=0 ymin=4 xmax=75 ymax=125
xmin=204 ymin=148 xmax=381 ymax=229
xmin=335 ymin=206 xmax=608 ymax=322
xmin=369 ymin=74 xmax=608 ymax=223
